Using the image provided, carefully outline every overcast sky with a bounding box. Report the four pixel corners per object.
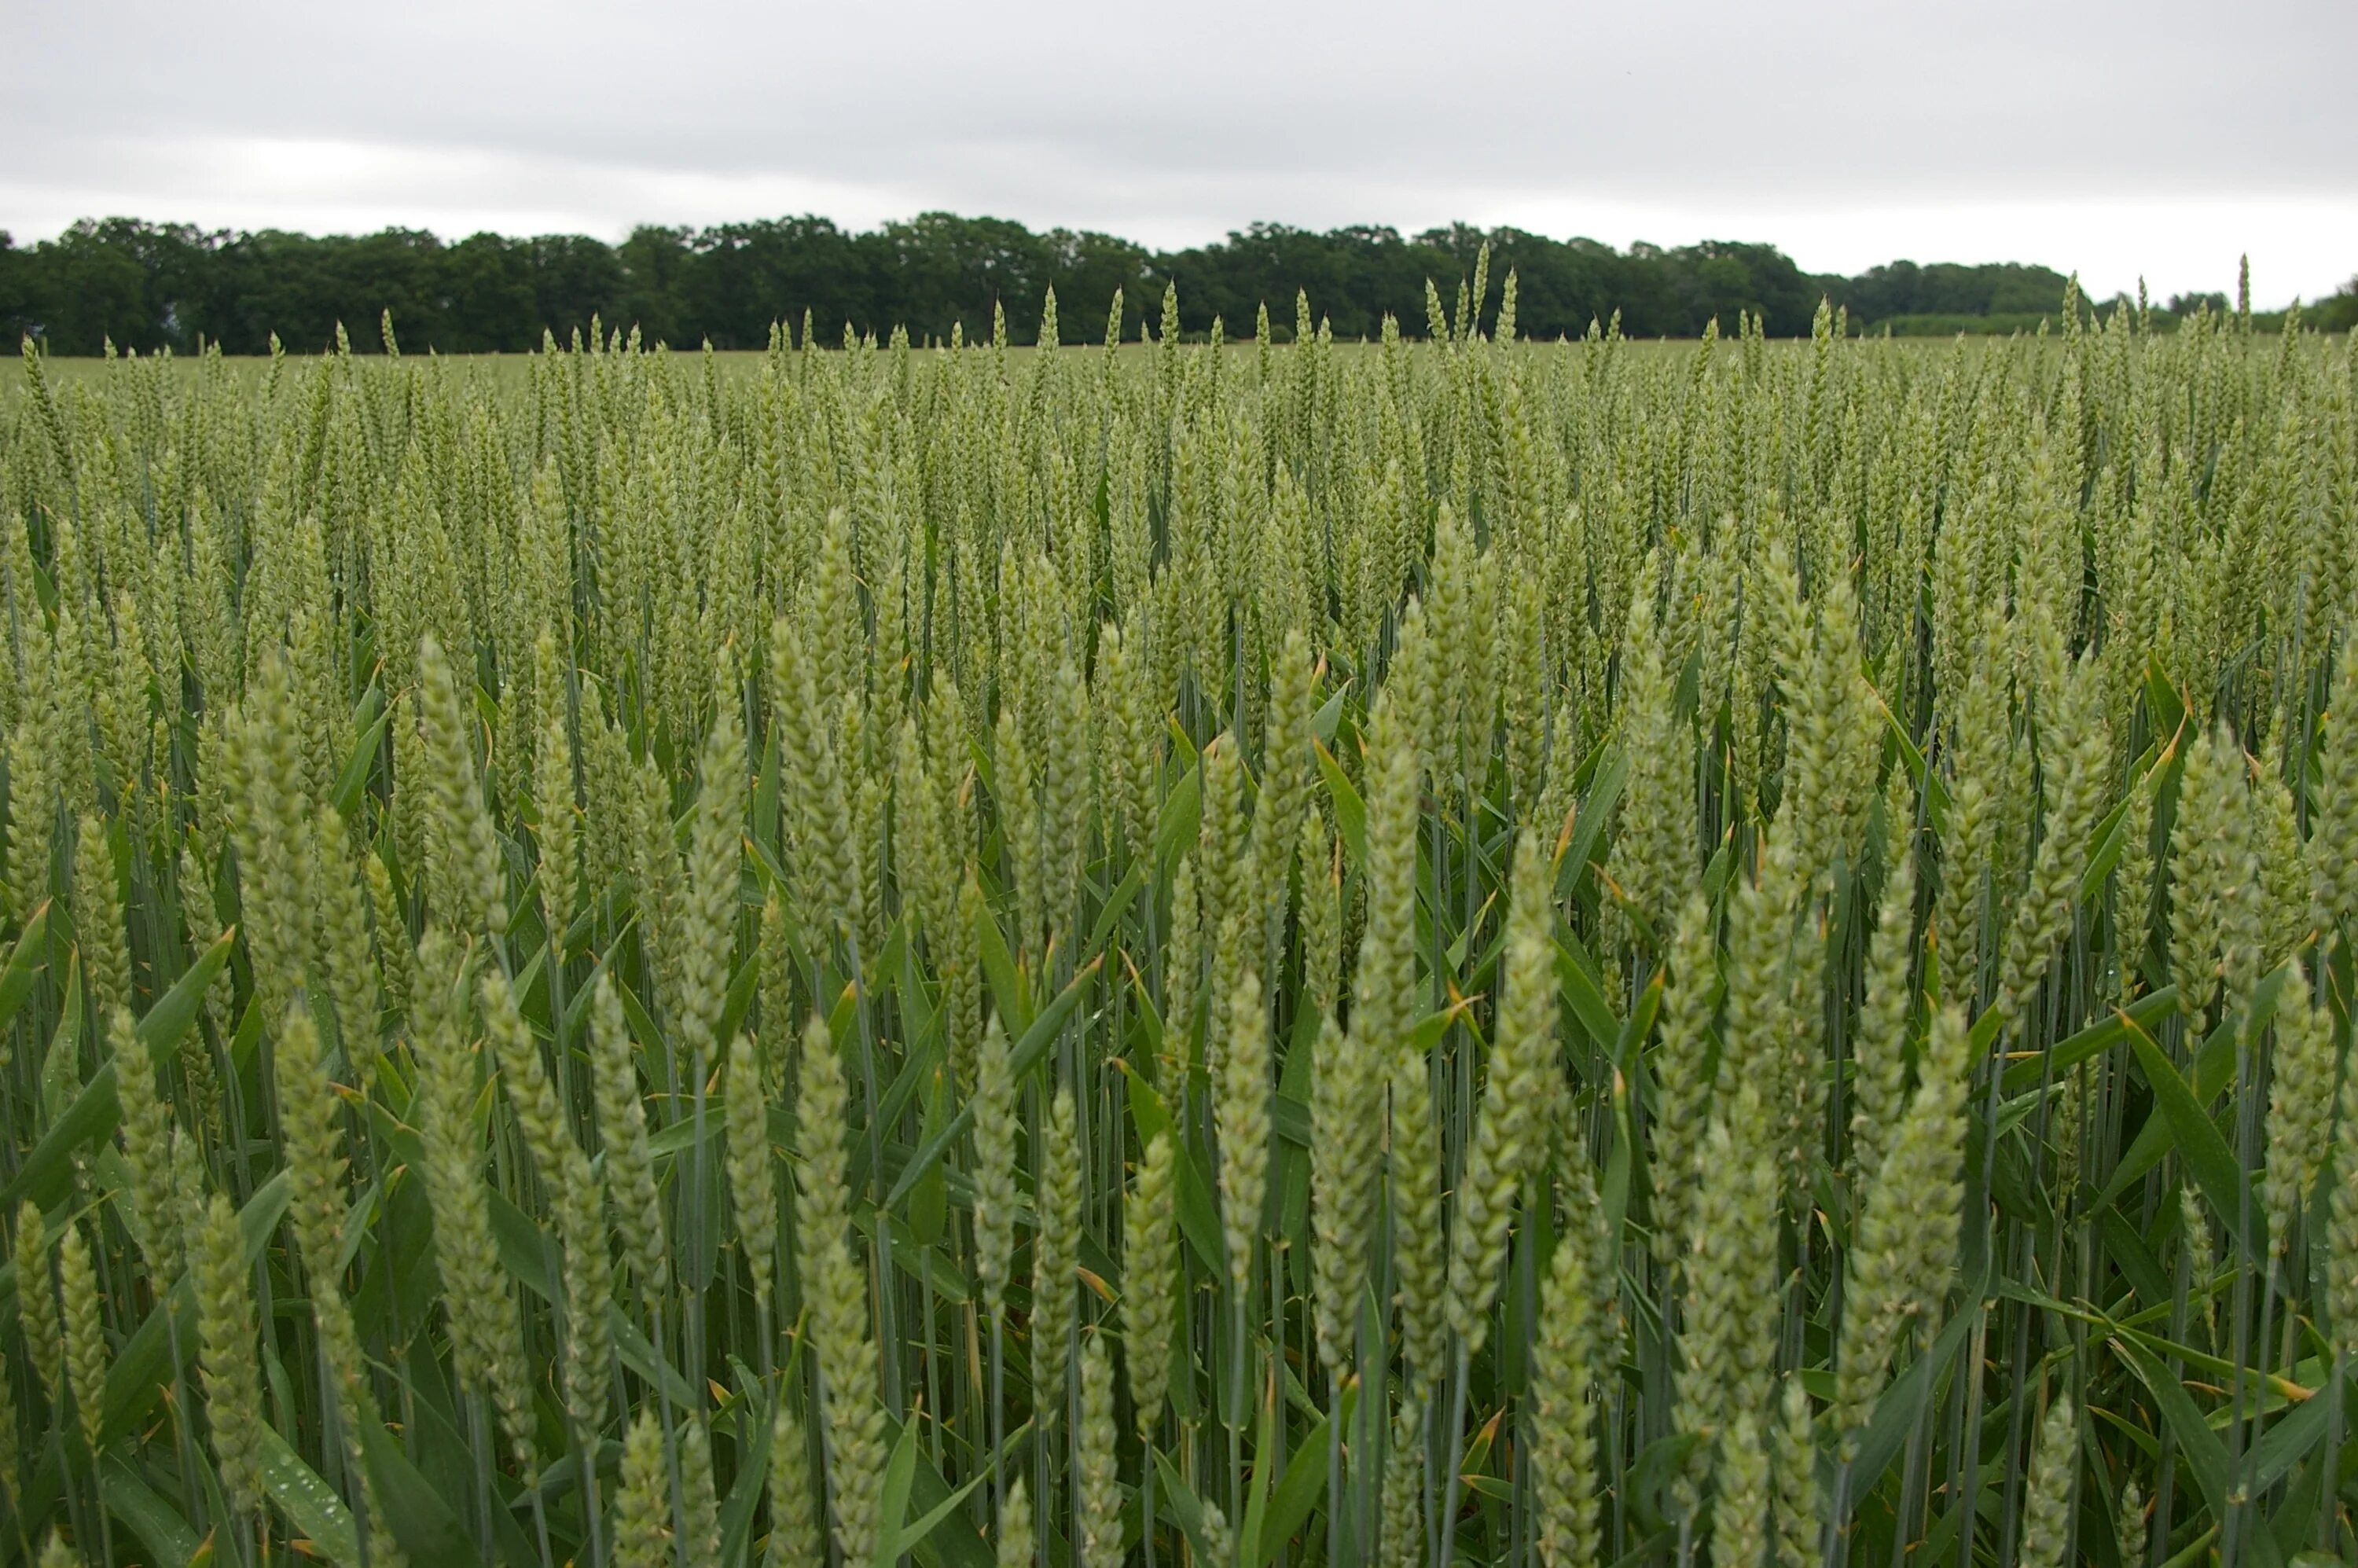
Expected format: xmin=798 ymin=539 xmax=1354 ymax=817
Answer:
xmin=9 ymin=0 xmax=2356 ymax=304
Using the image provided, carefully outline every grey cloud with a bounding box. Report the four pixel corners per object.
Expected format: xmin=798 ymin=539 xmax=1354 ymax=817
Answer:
xmin=9 ymin=0 xmax=2355 ymax=295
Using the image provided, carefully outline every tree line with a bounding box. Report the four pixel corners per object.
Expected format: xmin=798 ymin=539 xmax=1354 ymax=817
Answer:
xmin=4 ymin=211 xmax=2345 ymax=356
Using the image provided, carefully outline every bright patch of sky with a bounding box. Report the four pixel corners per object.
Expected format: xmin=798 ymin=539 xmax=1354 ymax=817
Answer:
xmin=11 ymin=0 xmax=2354 ymax=304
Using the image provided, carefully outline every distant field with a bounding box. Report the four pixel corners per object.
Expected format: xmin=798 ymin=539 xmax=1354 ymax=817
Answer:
xmin=18 ymin=331 xmax=2006 ymax=386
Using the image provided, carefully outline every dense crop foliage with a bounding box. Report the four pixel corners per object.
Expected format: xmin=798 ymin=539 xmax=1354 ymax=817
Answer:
xmin=0 ymin=274 xmax=2354 ymax=1568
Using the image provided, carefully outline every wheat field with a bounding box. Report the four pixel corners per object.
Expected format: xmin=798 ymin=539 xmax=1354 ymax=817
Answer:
xmin=0 ymin=271 xmax=2353 ymax=1567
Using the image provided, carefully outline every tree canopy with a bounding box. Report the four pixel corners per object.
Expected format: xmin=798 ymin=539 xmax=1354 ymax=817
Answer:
xmin=0 ymin=209 xmax=2275 ymax=355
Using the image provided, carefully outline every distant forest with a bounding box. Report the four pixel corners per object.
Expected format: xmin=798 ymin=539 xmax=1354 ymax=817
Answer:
xmin=6 ymin=212 xmax=2349 ymax=355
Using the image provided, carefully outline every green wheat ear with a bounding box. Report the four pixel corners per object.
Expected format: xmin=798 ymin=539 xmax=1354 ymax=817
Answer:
xmin=416 ymin=631 xmax=508 ymax=937
xmin=2330 ymin=1057 xmax=2358 ymax=1358
xmin=590 ymin=968 xmax=668 ymax=1298
xmin=13 ymin=1202 xmax=61 ymax=1407
xmin=1772 ymin=1375 xmax=1824 ymax=1568
xmin=73 ymin=814 xmax=128 ymax=1026
xmin=1126 ymin=1128 xmax=1181 ymax=1442
xmin=1031 ymin=1081 xmax=1083 ymax=1424
xmin=1530 ymin=1154 xmax=1614 ymax=1568
xmin=1077 ymin=1331 xmax=1121 ymax=1567
xmin=2311 ymin=626 xmax=2358 ymax=934
xmin=2263 ymin=966 xmax=2336 ymax=1254
xmin=1216 ymin=960 xmax=1270 ymax=1294
xmin=108 ymin=1005 xmax=178 ymax=1272
xmin=57 ymin=1221 xmax=105 ymax=1456
xmin=678 ymin=1415 xmax=723 ymax=1566
xmin=1379 ymin=1401 xmax=1424 ymax=1568
xmin=2018 ymin=1392 xmax=2081 ymax=1568
xmin=996 ymin=1475 xmax=1034 ymax=1568
xmin=971 ymin=1015 xmax=1017 ymax=1321
xmin=613 ymin=1411 xmax=670 ymax=1568
xmin=725 ymin=1027 xmax=777 ymax=1306
xmin=1848 ymin=830 xmax=1920 ymax=1193
xmin=793 ymin=1012 xmax=886 ymax=1564
xmin=1311 ymin=1007 xmax=1380 ymax=1377
xmin=766 ymin=1401 xmax=825 ymax=1568
xmin=193 ymin=1188 xmax=265 ymax=1522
